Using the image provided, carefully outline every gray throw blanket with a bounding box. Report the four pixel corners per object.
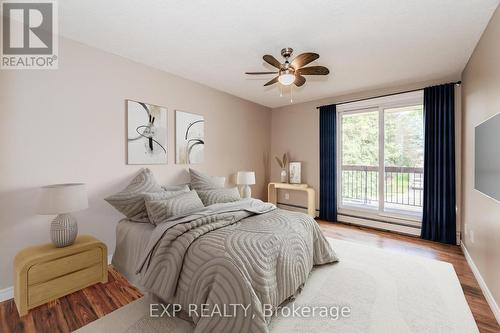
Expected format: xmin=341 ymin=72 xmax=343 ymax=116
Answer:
xmin=138 ymin=199 xmax=338 ymax=333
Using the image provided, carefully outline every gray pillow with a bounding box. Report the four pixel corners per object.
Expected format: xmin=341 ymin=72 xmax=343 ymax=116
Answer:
xmin=162 ymin=184 xmax=190 ymax=192
xmin=144 ymin=186 xmax=190 ymax=202
xmin=145 ymin=190 xmax=204 ymax=225
xmin=197 ymin=187 xmax=241 ymax=206
xmin=104 ymin=168 xmax=163 ymax=221
xmin=134 ymin=187 xmax=189 ymax=223
xmin=189 ymin=169 xmax=226 ymax=190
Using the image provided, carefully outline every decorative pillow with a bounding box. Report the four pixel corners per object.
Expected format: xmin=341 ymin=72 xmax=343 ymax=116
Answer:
xmin=162 ymin=184 xmax=190 ymax=192
xmin=196 ymin=187 xmax=241 ymax=206
xmin=211 ymin=177 xmax=226 ymax=188
xmin=145 ymin=190 xmax=204 ymax=225
xmin=104 ymin=168 xmax=163 ymax=221
xmin=189 ymin=169 xmax=226 ymax=190
xmin=143 ymin=186 xmax=190 ymax=202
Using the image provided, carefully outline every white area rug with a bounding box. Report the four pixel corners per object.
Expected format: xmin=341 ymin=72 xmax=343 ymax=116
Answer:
xmin=77 ymin=239 xmax=478 ymax=333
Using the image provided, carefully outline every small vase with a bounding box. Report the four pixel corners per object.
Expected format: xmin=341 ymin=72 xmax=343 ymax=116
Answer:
xmin=280 ymin=169 xmax=288 ymax=183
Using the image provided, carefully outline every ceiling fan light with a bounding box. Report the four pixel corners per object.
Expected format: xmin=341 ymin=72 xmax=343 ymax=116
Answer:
xmin=278 ymin=73 xmax=295 ymax=86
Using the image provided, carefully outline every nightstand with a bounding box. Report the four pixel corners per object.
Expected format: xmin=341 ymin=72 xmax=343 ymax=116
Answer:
xmin=14 ymin=235 xmax=108 ymax=316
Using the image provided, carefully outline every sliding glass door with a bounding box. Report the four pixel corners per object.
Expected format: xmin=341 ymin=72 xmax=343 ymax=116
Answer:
xmin=340 ymin=108 xmax=379 ymax=209
xmin=383 ymin=105 xmax=424 ymax=216
xmin=338 ymin=94 xmax=424 ymax=221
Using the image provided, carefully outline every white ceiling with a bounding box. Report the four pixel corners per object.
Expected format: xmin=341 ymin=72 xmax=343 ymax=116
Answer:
xmin=59 ymin=0 xmax=499 ymax=108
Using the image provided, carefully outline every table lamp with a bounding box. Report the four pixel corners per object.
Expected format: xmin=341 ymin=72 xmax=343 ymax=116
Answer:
xmin=237 ymin=171 xmax=256 ymax=199
xmin=38 ymin=183 xmax=88 ymax=247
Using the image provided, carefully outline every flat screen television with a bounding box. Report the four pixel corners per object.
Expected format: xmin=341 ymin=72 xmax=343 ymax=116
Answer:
xmin=475 ymin=112 xmax=500 ymax=201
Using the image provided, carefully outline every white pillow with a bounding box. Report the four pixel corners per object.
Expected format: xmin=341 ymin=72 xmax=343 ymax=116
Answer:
xmin=211 ymin=177 xmax=226 ymax=188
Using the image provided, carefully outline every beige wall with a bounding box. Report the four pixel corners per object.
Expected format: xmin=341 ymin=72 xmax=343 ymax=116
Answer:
xmin=270 ymin=78 xmax=461 ymax=219
xmin=0 ymin=37 xmax=271 ymax=289
xmin=462 ymin=6 xmax=500 ymax=309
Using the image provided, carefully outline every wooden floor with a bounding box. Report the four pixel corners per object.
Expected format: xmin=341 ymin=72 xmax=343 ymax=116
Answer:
xmin=0 ymin=221 xmax=498 ymax=333
xmin=0 ymin=269 xmax=143 ymax=333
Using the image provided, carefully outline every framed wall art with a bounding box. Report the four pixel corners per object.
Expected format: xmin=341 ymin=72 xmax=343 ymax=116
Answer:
xmin=127 ymin=100 xmax=167 ymax=164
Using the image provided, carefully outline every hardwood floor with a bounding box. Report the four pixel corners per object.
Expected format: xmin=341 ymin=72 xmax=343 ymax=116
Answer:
xmin=0 ymin=221 xmax=498 ymax=332
xmin=0 ymin=268 xmax=143 ymax=333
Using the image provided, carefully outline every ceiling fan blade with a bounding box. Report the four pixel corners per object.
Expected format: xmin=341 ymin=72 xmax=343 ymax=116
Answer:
xmin=245 ymin=71 xmax=279 ymax=75
xmin=263 ymin=55 xmax=282 ymax=69
xmin=294 ymin=75 xmax=306 ymax=87
xmin=291 ymin=53 xmax=319 ymax=69
xmin=296 ymin=66 xmax=330 ymax=75
xmin=264 ymin=76 xmax=279 ymax=86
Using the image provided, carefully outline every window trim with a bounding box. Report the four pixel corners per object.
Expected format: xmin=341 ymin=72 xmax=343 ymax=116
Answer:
xmin=336 ymin=90 xmax=424 ymax=226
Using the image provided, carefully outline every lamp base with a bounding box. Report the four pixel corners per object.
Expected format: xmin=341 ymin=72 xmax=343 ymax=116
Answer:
xmin=241 ymin=185 xmax=252 ymax=199
xmin=51 ymin=213 xmax=78 ymax=247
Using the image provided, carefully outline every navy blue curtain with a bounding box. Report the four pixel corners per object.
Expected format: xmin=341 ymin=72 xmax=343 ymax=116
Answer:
xmin=319 ymin=104 xmax=337 ymax=221
xmin=421 ymin=83 xmax=456 ymax=244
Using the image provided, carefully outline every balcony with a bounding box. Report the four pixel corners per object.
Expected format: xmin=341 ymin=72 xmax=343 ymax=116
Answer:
xmin=341 ymin=165 xmax=423 ymax=215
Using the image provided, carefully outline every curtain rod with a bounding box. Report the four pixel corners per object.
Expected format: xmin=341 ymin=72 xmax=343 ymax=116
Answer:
xmin=316 ymin=81 xmax=461 ymax=109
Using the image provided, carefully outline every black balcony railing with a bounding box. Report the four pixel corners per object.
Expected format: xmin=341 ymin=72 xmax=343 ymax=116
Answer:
xmin=341 ymin=165 xmax=424 ymax=208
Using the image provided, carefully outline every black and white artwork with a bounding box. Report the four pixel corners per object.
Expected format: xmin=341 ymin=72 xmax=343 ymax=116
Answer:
xmin=176 ymin=110 xmax=204 ymax=164
xmin=289 ymin=162 xmax=302 ymax=184
xmin=127 ymin=100 xmax=167 ymax=164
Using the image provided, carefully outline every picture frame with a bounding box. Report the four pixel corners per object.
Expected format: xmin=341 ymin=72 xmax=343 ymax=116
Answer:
xmin=175 ymin=110 xmax=205 ymax=164
xmin=289 ymin=162 xmax=302 ymax=184
xmin=126 ymin=99 xmax=167 ymax=165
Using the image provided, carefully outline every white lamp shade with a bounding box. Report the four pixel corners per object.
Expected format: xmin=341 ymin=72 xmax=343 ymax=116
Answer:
xmin=278 ymin=73 xmax=295 ymax=86
xmin=38 ymin=183 xmax=88 ymax=215
xmin=237 ymin=171 xmax=256 ymax=185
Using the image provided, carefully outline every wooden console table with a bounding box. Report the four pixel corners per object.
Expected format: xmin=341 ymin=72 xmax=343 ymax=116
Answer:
xmin=267 ymin=182 xmax=316 ymax=217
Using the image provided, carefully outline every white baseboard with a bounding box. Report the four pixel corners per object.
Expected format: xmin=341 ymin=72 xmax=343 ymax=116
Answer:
xmin=0 ymin=286 xmax=13 ymax=303
xmin=338 ymin=214 xmax=421 ymax=236
xmin=461 ymin=243 xmax=500 ymax=325
xmin=0 ymin=253 xmax=114 ymax=303
xmin=277 ymin=203 xmax=319 ymax=217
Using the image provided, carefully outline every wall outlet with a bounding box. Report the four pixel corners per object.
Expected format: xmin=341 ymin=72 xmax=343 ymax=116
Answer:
xmin=469 ymin=229 xmax=475 ymax=244
xmin=284 ymin=192 xmax=290 ymax=200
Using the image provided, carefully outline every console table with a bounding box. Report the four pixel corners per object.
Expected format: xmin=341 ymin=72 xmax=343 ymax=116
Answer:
xmin=267 ymin=182 xmax=316 ymax=217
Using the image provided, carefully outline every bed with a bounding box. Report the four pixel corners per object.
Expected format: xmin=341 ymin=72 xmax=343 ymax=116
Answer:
xmin=112 ymin=199 xmax=338 ymax=333
xmin=112 ymin=219 xmax=154 ymax=288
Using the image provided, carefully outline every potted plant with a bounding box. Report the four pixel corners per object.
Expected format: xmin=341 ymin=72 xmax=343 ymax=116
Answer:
xmin=275 ymin=153 xmax=289 ymax=183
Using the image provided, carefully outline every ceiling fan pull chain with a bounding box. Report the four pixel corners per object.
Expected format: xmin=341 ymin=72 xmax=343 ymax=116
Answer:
xmin=290 ymin=85 xmax=293 ymax=103
xmin=280 ymin=84 xmax=283 ymax=97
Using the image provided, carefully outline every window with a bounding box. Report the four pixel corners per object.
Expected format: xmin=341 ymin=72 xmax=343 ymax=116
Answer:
xmin=341 ymin=109 xmax=379 ymax=209
xmin=337 ymin=91 xmax=424 ymax=223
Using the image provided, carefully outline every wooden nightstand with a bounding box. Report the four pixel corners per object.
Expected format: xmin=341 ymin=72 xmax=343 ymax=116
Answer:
xmin=14 ymin=235 xmax=108 ymax=316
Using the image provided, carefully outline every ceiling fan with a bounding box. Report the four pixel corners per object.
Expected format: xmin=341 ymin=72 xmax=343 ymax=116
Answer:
xmin=245 ymin=48 xmax=330 ymax=87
